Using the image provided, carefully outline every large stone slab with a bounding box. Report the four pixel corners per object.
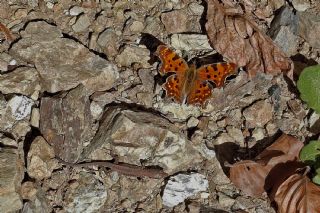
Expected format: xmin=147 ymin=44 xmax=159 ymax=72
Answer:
xmin=10 ymin=21 xmax=119 ymax=93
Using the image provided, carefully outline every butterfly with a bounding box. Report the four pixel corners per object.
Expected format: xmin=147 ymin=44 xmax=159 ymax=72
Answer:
xmin=155 ymin=45 xmax=237 ymax=106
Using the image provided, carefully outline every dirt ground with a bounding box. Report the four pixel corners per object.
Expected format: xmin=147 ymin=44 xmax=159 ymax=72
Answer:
xmin=0 ymin=0 xmax=319 ymax=212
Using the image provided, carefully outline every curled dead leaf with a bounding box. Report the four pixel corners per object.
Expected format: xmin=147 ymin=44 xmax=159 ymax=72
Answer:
xmin=229 ymin=134 xmax=304 ymax=196
xmin=275 ymin=172 xmax=320 ymax=213
xmin=205 ymin=0 xmax=293 ymax=80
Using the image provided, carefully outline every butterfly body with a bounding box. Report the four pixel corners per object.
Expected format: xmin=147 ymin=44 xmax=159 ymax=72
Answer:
xmin=156 ymin=45 xmax=237 ymax=105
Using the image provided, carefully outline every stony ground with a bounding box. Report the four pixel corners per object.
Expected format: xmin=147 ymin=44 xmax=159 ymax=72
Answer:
xmin=0 ymin=0 xmax=319 ymax=212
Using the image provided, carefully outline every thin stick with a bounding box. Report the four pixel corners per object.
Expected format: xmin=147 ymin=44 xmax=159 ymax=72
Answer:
xmin=56 ymin=157 xmax=168 ymax=179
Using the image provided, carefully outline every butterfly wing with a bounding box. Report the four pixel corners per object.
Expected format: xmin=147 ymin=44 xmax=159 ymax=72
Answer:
xmin=197 ymin=62 xmax=237 ymax=88
xmin=156 ymin=45 xmax=189 ymax=103
xmin=187 ymin=80 xmax=212 ymax=105
xmin=155 ymin=45 xmax=189 ymax=76
xmin=163 ymin=74 xmax=183 ymax=103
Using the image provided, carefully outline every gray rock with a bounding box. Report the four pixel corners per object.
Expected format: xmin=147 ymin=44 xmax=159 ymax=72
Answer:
xmin=298 ymin=11 xmax=320 ymax=49
xmin=115 ymin=45 xmax=150 ymax=68
xmin=72 ymin=14 xmax=91 ymax=32
xmin=161 ymin=5 xmax=203 ymax=34
xmin=170 ymin=34 xmax=214 ymax=54
xmin=226 ymin=126 xmax=244 ymax=144
xmin=292 ymin=0 xmax=311 ymax=11
xmin=69 ymin=6 xmax=84 ymax=16
xmin=10 ymin=21 xmax=119 ymax=93
xmin=243 ymin=100 xmax=273 ymax=128
xmin=27 ymin=136 xmax=58 ymax=180
xmin=187 ymin=116 xmax=199 ymax=128
xmin=0 ymin=147 xmax=24 ymax=212
xmin=40 ymin=85 xmax=94 ymax=163
xmin=83 ymin=108 xmax=202 ymax=174
xmin=273 ymin=26 xmax=298 ymax=56
xmin=97 ymin=28 xmax=119 ymax=58
xmin=64 ymin=172 xmax=107 ymax=213
xmin=0 ymin=67 xmax=40 ymax=96
xmin=162 ymin=173 xmax=208 ymax=207
xmin=8 ymin=95 xmax=33 ymax=121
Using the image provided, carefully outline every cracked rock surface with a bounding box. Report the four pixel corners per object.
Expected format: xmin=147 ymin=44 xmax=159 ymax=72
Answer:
xmin=0 ymin=0 xmax=319 ymax=212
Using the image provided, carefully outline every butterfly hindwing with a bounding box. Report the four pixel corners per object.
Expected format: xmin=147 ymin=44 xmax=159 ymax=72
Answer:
xmin=163 ymin=74 xmax=183 ymax=103
xmin=187 ymin=80 xmax=212 ymax=105
xmin=156 ymin=45 xmax=189 ymax=76
xmin=197 ymin=62 xmax=237 ymax=88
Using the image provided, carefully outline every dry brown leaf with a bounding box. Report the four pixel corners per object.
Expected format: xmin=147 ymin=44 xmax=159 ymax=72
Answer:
xmin=229 ymin=134 xmax=304 ymax=196
xmin=275 ymin=173 xmax=320 ymax=213
xmin=230 ymin=160 xmax=270 ymax=196
xmin=205 ymin=0 xmax=293 ymax=80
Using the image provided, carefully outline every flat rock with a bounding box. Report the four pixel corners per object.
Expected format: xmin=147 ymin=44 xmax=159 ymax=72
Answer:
xmin=10 ymin=21 xmax=119 ymax=93
xmin=170 ymin=34 xmax=214 ymax=54
xmin=162 ymin=173 xmax=208 ymax=207
xmin=0 ymin=67 xmax=40 ymax=96
xmin=27 ymin=136 xmax=58 ymax=180
xmin=0 ymin=147 xmax=24 ymax=212
xmin=298 ymin=11 xmax=320 ymax=49
xmin=243 ymin=100 xmax=273 ymax=128
xmin=0 ymin=95 xmax=33 ymax=135
xmin=115 ymin=45 xmax=150 ymax=68
xmin=83 ymin=108 xmax=202 ymax=174
xmin=161 ymin=3 xmax=203 ymax=34
xmin=64 ymin=172 xmax=108 ymax=213
xmin=72 ymin=14 xmax=91 ymax=32
xmin=40 ymin=85 xmax=94 ymax=163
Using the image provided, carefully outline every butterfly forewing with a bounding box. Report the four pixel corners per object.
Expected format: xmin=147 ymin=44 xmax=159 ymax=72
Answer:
xmin=156 ymin=45 xmax=189 ymax=76
xmin=197 ymin=63 xmax=237 ymax=87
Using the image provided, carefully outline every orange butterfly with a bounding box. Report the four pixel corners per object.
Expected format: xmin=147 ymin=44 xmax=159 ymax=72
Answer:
xmin=155 ymin=45 xmax=237 ymax=105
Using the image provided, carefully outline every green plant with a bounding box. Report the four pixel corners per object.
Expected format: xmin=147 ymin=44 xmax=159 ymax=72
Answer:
xmin=300 ymin=140 xmax=320 ymax=185
xmin=297 ymin=65 xmax=320 ymax=114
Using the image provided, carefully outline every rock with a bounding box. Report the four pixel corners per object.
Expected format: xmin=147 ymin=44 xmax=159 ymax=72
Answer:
xmin=115 ymin=45 xmax=150 ymax=68
xmin=243 ymin=100 xmax=273 ymax=128
xmin=30 ymin=108 xmax=40 ymax=128
xmin=160 ymin=3 xmax=203 ymax=34
xmin=27 ymin=136 xmax=58 ymax=180
xmin=155 ymin=102 xmax=201 ymax=121
xmin=10 ymin=21 xmax=119 ymax=93
xmin=162 ymin=173 xmax=208 ymax=207
xmin=287 ymin=99 xmax=306 ymax=119
xmin=21 ymin=181 xmax=37 ymax=200
xmin=187 ymin=116 xmax=199 ymax=128
xmin=97 ymin=28 xmax=119 ymax=58
xmin=214 ymin=132 xmax=235 ymax=145
xmin=138 ymin=69 xmax=154 ymax=91
xmin=226 ymin=126 xmax=244 ymax=144
xmin=12 ymin=121 xmax=31 ymax=139
xmin=0 ymin=147 xmax=24 ymax=212
xmin=90 ymin=101 xmax=103 ymax=120
xmin=40 ymin=85 xmax=94 ymax=163
xmin=83 ymin=108 xmax=202 ymax=174
xmin=143 ymin=16 xmax=164 ymax=36
xmin=298 ymin=11 xmax=320 ymax=49
xmin=8 ymin=95 xmax=33 ymax=121
xmin=64 ymin=172 xmax=108 ymax=213
xmin=309 ymin=112 xmax=320 ymax=134
xmin=0 ymin=67 xmax=40 ymax=96
xmin=218 ymin=193 xmax=235 ymax=207
xmin=252 ymin=128 xmax=266 ymax=141
xmin=272 ymin=26 xmax=298 ymax=56
xmin=170 ymin=34 xmax=214 ymax=54
xmin=292 ymin=0 xmax=311 ymax=11
xmin=129 ymin=20 xmax=144 ymax=33
xmin=69 ymin=6 xmax=84 ymax=16
xmin=72 ymin=14 xmax=91 ymax=32
xmin=266 ymin=122 xmax=278 ymax=136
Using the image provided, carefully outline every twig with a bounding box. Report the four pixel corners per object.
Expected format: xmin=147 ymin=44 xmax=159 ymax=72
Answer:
xmin=56 ymin=157 xmax=168 ymax=179
xmin=0 ymin=22 xmax=14 ymax=41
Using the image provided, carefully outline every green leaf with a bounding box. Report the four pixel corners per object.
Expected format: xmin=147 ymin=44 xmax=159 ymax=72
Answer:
xmin=299 ymin=140 xmax=320 ymax=164
xmin=312 ymin=174 xmax=320 ymax=185
xmin=297 ymin=65 xmax=320 ymax=114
